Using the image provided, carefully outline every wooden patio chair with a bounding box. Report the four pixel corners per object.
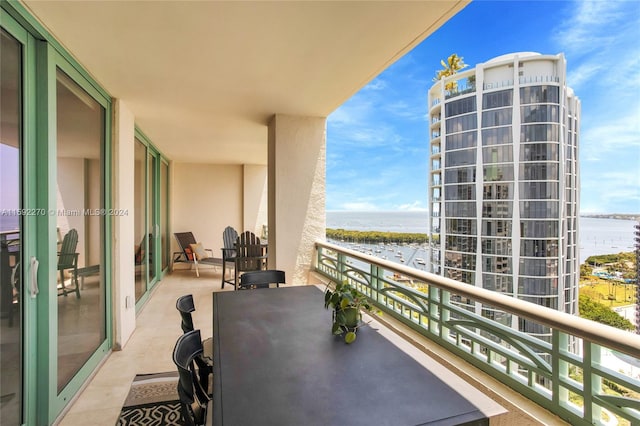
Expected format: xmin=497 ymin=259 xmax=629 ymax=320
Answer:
xmin=234 ymin=231 xmax=267 ymax=290
xmin=57 ymin=229 xmax=80 ymax=298
xmin=220 ymin=226 xmax=238 ymax=289
xmin=173 ymin=232 xmax=222 ymax=277
xmin=239 ymin=269 xmax=285 ymax=290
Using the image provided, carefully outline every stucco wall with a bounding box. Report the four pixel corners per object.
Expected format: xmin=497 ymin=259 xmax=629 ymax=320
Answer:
xmin=113 ymin=99 xmax=136 ymax=349
xmin=243 ymin=164 xmax=268 ymax=239
xmin=268 ymin=114 xmax=326 ymax=285
xmin=171 ymin=163 xmax=243 ymax=260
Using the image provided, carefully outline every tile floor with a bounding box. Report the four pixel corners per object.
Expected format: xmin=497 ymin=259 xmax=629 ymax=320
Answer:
xmin=57 ymin=267 xmax=231 ymax=426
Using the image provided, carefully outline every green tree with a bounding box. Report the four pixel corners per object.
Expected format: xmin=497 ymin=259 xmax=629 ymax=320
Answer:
xmin=578 ymin=295 xmax=634 ymax=331
xmin=434 ymin=53 xmax=468 ymax=91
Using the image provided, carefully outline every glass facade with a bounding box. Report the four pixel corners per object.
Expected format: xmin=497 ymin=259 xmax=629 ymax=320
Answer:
xmin=429 ymin=53 xmax=579 ymax=342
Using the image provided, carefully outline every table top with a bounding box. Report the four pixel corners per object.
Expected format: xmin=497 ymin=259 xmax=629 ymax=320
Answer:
xmin=212 ymin=285 xmax=505 ymax=426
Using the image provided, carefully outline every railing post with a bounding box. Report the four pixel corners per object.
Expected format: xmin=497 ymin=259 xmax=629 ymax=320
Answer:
xmin=583 ymin=340 xmax=602 ymax=424
xmin=552 ymin=330 xmax=568 ymax=410
xmin=337 ymin=252 xmax=346 ymax=283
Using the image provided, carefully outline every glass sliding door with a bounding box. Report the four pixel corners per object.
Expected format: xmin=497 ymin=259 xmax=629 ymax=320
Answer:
xmin=134 ymin=138 xmax=147 ymax=302
xmin=55 ymin=68 xmax=106 ymax=391
xmin=133 ymin=131 xmax=165 ymax=307
xmin=0 ymin=27 xmax=23 ymax=426
xmin=147 ymin=152 xmax=156 ymax=283
xmin=160 ymin=160 xmax=169 ymax=273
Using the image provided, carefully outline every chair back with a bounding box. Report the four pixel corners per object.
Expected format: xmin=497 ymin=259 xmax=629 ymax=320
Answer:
xmin=235 ymin=231 xmax=265 ymax=273
xmin=222 ymin=226 xmax=238 ymax=250
xmin=58 ymin=229 xmax=78 ymax=268
xmin=222 ymin=226 xmax=238 ymax=262
xmin=176 ymin=294 xmax=195 ymax=333
xmin=174 ymin=232 xmax=197 ymax=261
xmin=239 ymin=270 xmax=286 ymax=289
xmin=172 ymin=329 xmax=209 ymax=426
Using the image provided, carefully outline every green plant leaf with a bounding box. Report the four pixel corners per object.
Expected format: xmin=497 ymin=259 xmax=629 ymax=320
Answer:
xmin=345 ymin=331 xmax=357 ymax=344
xmin=340 ymin=298 xmax=350 ymax=309
xmin=331 ymin=323 xmax=342 ymax=335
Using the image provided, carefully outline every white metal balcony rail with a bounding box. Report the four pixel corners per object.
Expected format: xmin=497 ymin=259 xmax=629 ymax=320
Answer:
xmin=314 ymin=241 xmax=640 ymax=426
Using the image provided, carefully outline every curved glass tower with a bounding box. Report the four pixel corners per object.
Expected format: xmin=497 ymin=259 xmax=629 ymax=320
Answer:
xmin=428 ymin=52 xmax=580 ymax=341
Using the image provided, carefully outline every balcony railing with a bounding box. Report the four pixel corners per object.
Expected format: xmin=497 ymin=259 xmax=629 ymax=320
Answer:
xmin=314 ymin=241 xmax=640 ymax=426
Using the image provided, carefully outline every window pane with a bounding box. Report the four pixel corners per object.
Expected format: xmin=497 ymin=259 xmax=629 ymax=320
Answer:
xmin=0 ymin=28 xmax=23 ymax=426
xmin=56 ymin=69 xmax=105 ymax=392
xmin=134 ymin=139 xmax=147 ymax=301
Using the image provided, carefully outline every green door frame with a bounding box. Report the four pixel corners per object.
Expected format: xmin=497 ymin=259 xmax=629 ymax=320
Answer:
xmin=2 ymin=2 xmax=113 ymax=424
xmin=1 ymin=9 xmax=37 ymax=426
xmin=160 ymin=157 xmax=170 ymax=277
xmin=133 ymin=127 xmax=168 ymax=310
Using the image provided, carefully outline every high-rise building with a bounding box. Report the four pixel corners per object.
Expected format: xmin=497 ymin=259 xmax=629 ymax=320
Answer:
xmin=428 ymin=52 xmax=580 ymax=341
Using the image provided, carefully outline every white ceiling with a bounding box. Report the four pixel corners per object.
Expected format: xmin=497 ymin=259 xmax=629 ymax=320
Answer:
xmin=23 ymin=1 xmax=468 ymax=165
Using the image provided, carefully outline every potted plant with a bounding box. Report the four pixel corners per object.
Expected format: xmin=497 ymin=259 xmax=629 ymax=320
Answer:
xmin=324 ymin=280 xmax=373 ymax=344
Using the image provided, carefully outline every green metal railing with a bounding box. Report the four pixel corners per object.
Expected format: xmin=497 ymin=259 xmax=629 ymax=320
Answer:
xmin=314 ymin=241 xmax=640 ymax=426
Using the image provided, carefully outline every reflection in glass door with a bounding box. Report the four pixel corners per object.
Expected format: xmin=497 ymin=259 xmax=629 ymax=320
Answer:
xmin=0 ymin=27 xmax=23 ymax=426
xmin=160 ymin=160 xmax=169 ymax=272
xmin=55 ymin=69 xmax=106 ymax=392
xmin=134 ymin=138 xmax=147 ymax=302
xmin=148 ymin=152 xmax=156 ymax=283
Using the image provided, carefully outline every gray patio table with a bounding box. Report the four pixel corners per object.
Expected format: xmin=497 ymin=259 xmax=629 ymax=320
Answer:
xmin=211 ymin=285 xmax=505 ymax=426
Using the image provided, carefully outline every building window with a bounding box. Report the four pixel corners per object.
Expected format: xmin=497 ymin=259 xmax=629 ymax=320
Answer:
xmin=445 ymin=96 xmax=477 ymax=116
xmin=482 ymin=108 xmax=512 ymax=127
xmin=520 ymin=85 xmax=560 ymax=104
xmin=445 ymin=131 xmax=477 ymax=151
xmin=482 ymin=127 xmax=512 ymax=146
xmin=482 ymin=89 xmax=513 ymax=109
xmin=520 ymin=124 xmax=559 ymax=142
xmin=445 ymin=166 xmax=476 ymax=183
xmin=445 ymin=148 xmax=476 ymax=167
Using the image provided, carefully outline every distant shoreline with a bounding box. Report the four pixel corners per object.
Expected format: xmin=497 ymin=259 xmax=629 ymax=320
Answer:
xmin=581 ymin=214 xmax=640 ymax=222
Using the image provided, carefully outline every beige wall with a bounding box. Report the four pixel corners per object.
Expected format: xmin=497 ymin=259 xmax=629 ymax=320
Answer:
xmin=112 ymin=99 xmax=136 ymax=349
xmin=268 ymin=114 xmax=326 ymax=285
xmin=171 ymin=163 xmax=243 ymax=260
xmin=243 ymin=165 xmax=268 ymax=239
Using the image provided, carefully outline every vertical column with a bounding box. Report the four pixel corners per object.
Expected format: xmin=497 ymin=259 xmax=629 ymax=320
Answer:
xmin=268 ymin=114 xmax=326 ymax=285
xmin=112 ymin=99 xmax=136 ymax=348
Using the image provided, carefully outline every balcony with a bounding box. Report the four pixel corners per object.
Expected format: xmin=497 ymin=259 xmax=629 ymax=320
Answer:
xmin=56 ymin=244 xmax=640 ymax=426
xmin=314 ymin=241 xmax=640 ymax=426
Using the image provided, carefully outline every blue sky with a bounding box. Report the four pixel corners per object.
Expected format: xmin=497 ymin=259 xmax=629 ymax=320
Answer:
xmin=326 ymin=0 xmax=640 ymax=214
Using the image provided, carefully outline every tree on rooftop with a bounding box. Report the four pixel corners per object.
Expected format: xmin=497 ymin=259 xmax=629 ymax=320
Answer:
xmin=434 ymin=53 xmax=468 ymax=91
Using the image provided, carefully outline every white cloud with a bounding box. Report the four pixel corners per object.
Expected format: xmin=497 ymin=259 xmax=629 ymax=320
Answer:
xmin=363 ymin=78 xmax=387 ymax=91
xmin=554 ymin=1 xmax=622 ymax=56
xmin=341 ymin=202 xmax=379 ymax=211
xmin=397 ymin=201 xmax=427 ymax=212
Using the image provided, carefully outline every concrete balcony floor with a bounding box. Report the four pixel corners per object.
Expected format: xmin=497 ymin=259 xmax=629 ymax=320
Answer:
xmin=56 ymin=267 xmax=566 ymax=426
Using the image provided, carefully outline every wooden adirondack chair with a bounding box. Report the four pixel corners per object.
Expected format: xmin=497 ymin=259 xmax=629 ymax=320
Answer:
xmin=57 ymin=229 xmax=80 ymax=298
xmin=220 ymin=226 xmax=238 ymax=289
xmin=233 ymin=231 xmax=267 ymax=290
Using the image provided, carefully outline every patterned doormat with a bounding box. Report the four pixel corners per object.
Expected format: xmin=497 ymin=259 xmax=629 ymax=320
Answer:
xmin=116 ymin=372 xmax=182 ymax=425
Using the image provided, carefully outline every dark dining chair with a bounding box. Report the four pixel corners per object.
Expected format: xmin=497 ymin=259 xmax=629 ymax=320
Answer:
xmin=57 ymin=229 xmax=80 ymax=298
xmin=234 ymin=231 xmax=267 ymax=290
xmin=176 ymin=294 xmax=213 ymax=368
xmin=239 ymin=269 xmax=286 ymax=290
xmin=221 ymin=226 xmax=238 ymax=289
xmin=172 ymin=329 xmax=211 ymax=426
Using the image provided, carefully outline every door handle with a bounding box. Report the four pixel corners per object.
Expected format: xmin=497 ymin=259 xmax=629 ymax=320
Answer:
xmin=30 ymin=256 xmax=39 ymax=298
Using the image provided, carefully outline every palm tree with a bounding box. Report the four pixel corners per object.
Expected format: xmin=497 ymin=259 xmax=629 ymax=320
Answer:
xmin=434 ymin=53 xmax=468 ymax=91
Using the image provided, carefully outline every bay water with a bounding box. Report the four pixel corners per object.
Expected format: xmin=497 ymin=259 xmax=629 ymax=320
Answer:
xmin=326 ymin=211 xmax=638 ymax=265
